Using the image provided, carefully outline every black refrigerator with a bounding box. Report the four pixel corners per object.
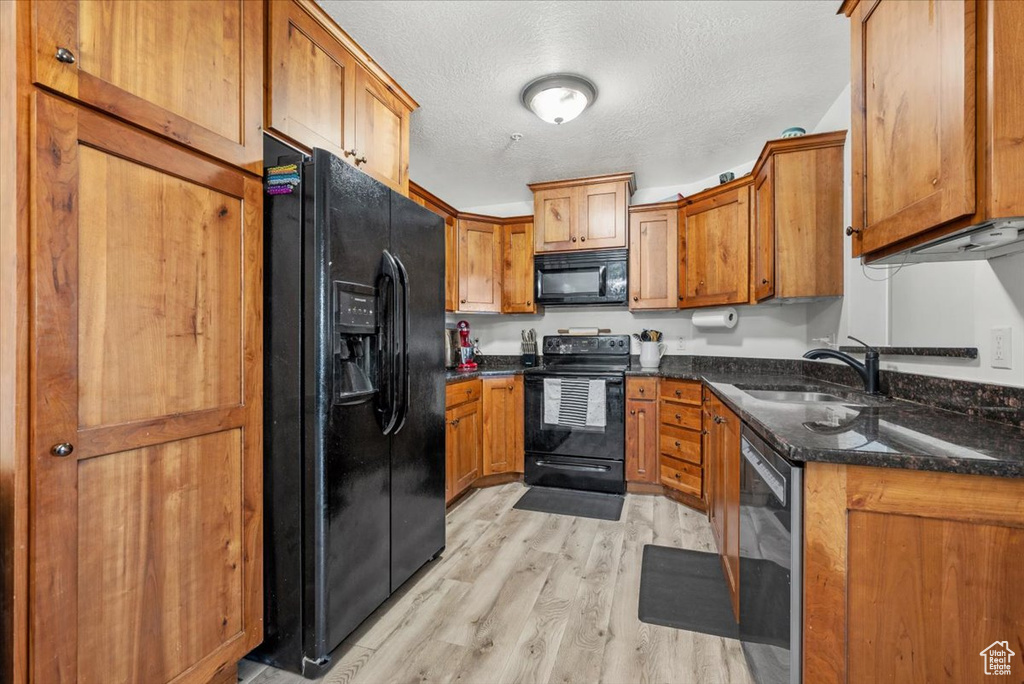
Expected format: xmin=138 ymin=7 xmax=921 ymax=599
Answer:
xmin=253 ymin=137 xmax=446 ymax=677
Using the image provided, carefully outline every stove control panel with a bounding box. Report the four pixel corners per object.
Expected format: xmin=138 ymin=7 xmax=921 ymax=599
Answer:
xmin=542 ymin=335 xmax=631 ymax=356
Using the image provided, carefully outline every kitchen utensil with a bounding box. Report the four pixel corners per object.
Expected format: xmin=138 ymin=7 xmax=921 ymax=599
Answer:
xmin=639 ymin=341 xmax=667 ymax=368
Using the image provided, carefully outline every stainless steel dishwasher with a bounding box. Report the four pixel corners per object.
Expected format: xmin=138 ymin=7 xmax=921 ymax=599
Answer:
xmin=739 ymin=425 xmax=803 ymax=684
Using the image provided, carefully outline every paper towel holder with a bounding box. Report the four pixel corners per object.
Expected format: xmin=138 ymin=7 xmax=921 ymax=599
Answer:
xmin=691 ymin=307 xmax=739 ymax=330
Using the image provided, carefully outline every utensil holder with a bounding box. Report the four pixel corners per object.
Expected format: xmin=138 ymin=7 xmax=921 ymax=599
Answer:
xmin=521 ymin=352 xmax=537 ymax=367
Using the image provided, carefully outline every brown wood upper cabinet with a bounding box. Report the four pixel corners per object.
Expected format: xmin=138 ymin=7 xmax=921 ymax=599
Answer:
xmin=27 ymin=93 xmax=263 ymax=683
xmin=267 ymin=0 xmax=416 ymax=193
xmin=502 ymin=219 xmax=536 ymax=313
xmin=30 ymin=0 xmax=264 ymax=174
xmin=530 ymin=173 xmax=635 ymax=253
xmin=750 ymin=131 xmax=845 ymax=302
xmin=482 ymin=376 xmax=524 ymax=476
xmin=678 ymin=178 xmax=751 ymax=309
xmin=628 ymin=203 xmax=679 ymax=310
xmin=410 ymin=182 xmax=460 ymax=312
xmin=841 ymin=0 xmax=1024 ymax=260
xmin=457 ymin=216 xmax=503 ymax=313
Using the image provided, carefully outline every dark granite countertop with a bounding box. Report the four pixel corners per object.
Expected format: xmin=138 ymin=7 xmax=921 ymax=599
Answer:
xmin=636 ymin=365 xmax=1024 ymax=477
xmin=445 ymin=362 xmax=532 ymax=383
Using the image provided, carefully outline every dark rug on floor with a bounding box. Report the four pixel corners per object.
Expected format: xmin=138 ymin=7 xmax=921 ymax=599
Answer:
xmin=513 ymin=486 xmax=624 ymax=521
xmin=639 ymin=545 xmax=739 ymax=638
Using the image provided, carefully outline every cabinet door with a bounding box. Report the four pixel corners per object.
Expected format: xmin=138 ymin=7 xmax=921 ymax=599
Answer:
xmin=31 ymin=0 xmax=263 ymax=173
xmin=502 ymin=222 xmax=536 ymax=313
xmin=452 ymin=400 xmax=482 ymax=494
xmin=354 ymin=66 xmax=411 ymax=194
xmin=445 ymin=407 xmax=456 ymax=504
xmin=628 ymin=208 xmax=678 ymax=309
xmin=267 ymin=0 xmax=356 ymax=165
xmin=625 ymin=398 xmax=658 ymax=483
xmin=482 ymin=377 xmax=523 ymax=475
xmin=752 ymin=158 xmax=775 ymax=302
xmin=445 ymin=217 xmax=459 ymax=312
xmin=578 ymin=181 xmax=628 ymax=249
xmin=28 ymin=94 xmax=262 ymax=683
xmin=533 ymin=187 xmax=577 ymax=252
xmin=852 ymin=0 xmax=975 ymax=256
xmin=719 ymin=402 xmax=741 ymax=620
xmin=679 ymin=184 xmax=751 ymax=308
xmin=457 ymin=220 xmax=502 ymax=312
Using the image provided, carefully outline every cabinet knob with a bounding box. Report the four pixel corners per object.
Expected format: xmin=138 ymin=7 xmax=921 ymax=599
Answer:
xmin=675 ymin=413 xmax=681 ymax=420
xmin=571 ymin=237 xmax=577 ymax=242
xmin=761 ymin=278 xmax=769 ymax=285
xmin=580 ymin=236 xmax=586 ymax=242
xmin=632 ymin=296 xmax=639 ymax=302
xmin=674 ymin=441 xmax=681 ymax=448
xmin=466 ymin=388 xmax=472 ymax=394
xmin=55 ymin=47 xmax=76 ymax=64
xmin=527 ymin=300 xmax=532 ymax=306
xmin=507 ymin=385 xmax=514 ymax=391
xmin=638 ymin=387 xmax=644 ymax=394
xmin=460 ymin=299 xmax=466 ymax=304
xmin=675 ymin=389 xmax=681 ymax=397
xmin=51 ymin=442 xmax=74 ymax=457
xmin=701 ymin=429 xmax=708 ymax=435
xmin=845 ymin=226 xmax=861 ymax=236
xmin=630 ymin=409 xmax=636 ymax=415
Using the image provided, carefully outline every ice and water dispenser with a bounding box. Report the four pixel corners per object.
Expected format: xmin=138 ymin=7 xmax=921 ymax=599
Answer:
xmin=332 ymin=281 xmax=378 ymax=405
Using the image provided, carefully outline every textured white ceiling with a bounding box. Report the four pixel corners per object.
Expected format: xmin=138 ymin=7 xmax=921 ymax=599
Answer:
xmin=319 ymin=1 xmax=850 ymax=208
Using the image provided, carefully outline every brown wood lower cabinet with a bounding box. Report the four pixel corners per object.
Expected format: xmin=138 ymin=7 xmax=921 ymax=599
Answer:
xmin=482 ymin=376 xmax=524 ymax=475
xmin=625 ymin=379 xmax=659 ymax=484
xmin=445 ymin=381 xmax=482 ymax=504
xmin=705 ymin=391 xmax=740 ymax=620
xmin=804 ymin=463 xmax=1024 ymax=684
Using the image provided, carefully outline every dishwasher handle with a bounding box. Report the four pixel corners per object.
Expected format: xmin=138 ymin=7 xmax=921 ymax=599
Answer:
xmin=741 ymin=437 xmax=786 ymax=506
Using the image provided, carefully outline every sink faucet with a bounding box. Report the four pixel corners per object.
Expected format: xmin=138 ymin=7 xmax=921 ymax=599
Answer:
xmin=803 ymin=336 xmax=881 ymax=394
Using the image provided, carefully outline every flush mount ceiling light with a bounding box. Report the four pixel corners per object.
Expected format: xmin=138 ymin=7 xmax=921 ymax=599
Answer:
xmin=520 ymin=74 xmax=597 ymax=125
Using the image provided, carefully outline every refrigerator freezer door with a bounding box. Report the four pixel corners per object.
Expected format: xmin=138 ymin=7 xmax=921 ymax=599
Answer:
xmin=388 ymin=192 xmax=446 ymax=593
xmin=311 ymin=152 xmax=393 ymax=660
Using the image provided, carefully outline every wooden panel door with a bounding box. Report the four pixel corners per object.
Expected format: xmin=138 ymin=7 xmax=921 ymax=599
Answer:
xmin=533 ymin=187 xmax=576 ymax=252
xmin=458 ymin=219 xmax=502 ymax=312
xmin=267 ymin=0 xmax=356 ymax=165
xmin=752 ymin=157 xmax=775 ymax=302
xmin=29 ymin=94 xmax=262 ymax=683
xmin=679 ymin=183 xmax=751 ymax=308
xmin=445 ymin=217 xmax=459 ymax=312
xmin=502 ymin=221 xmax=535 ymax=313
xmin=450 ymin=400 xmax=482 ymax=495
xmin=482 ymin=377 xmax=523 ymax=475
xmin=719 ymin=401 xmax=741 ymax=620
xmin=577 ymin=181 xmax=628 ymax=249
xmin=628 ymin=207 xmax=678 ymax=309
xmin=625 ymin=397 xmax=658 ymax=483
xmin=851 ymin=0 xmax=975 ymax=256
xmin=32 ymin=0 xmax=263 ymax=173
xmin=354 ymin=66 xmax=411 ymax=194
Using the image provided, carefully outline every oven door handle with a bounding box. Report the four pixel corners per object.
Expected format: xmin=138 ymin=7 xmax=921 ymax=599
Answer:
xmin=534 ymin=460 xmax=612 ymax=473
xmin=525 ymin=373 xmax=624 ymax=382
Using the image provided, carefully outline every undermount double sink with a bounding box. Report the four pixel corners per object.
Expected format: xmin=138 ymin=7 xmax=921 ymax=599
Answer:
xmin=736 ymin=386 xmax=875 ymax=407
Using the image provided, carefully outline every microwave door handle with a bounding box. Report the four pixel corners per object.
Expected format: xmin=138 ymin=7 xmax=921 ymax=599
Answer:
xmin=598 ymin=265 xmax=607 ymax=297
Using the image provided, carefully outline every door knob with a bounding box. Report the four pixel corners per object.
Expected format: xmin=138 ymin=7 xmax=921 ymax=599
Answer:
xmin=50 ymin=442 xmax=74 ymax=457
xmin=55 ymin=47 xmax=76 ymax=64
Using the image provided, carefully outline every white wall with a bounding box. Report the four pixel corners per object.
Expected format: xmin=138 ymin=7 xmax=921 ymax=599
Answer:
xmin=460 ymin=83 xmax=1024 ymax=387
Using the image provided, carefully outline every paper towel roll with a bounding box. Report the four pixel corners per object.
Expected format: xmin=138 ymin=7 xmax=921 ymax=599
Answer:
xmin=692 ymin=307 xmax=738 ymax=330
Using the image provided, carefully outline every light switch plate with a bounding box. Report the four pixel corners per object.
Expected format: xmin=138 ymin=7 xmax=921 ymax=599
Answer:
xmin=991 ymin=326 xmax=1012 ymax=369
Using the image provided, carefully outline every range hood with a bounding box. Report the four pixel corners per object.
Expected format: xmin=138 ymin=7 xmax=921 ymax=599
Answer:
xmin=871 ymin=218 xmax=1024 ymax=264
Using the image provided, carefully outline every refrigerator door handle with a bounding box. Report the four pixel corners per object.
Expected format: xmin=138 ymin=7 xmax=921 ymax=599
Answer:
xmin=392 ymin=253 xmax=411 ymax=434
xmin=378 ymin=251 xmax=401 ymax=435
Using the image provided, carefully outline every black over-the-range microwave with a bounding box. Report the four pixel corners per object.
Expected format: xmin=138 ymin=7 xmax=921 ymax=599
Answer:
xmin=534 ymin=248 xmax=628 ymax=306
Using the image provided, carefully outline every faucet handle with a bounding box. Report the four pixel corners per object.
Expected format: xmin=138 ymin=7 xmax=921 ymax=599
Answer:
xmin=847 ymin=335 xmax=879 ymax=356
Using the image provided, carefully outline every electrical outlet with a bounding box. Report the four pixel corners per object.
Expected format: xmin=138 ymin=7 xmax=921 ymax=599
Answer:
xmin=675 ymin=337 xmax=687 ymax=353
xmin=991 ymin=326 xmax=1012 ymax=369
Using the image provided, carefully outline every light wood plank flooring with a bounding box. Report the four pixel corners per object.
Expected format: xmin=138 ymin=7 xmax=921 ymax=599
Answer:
xmin=242 ymin=483 xmax=753 ymax=684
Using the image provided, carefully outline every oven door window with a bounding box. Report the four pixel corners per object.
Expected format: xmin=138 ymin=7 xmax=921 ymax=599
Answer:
xmin=539 ymin=267 xmax=605 ymax=297
xmin=524 ymin=376 xmax=624 ymax=461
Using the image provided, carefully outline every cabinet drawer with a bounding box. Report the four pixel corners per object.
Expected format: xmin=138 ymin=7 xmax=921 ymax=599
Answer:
xmin=627 ymin=377 xmax=658 ymax=400
xmin=660 ymin=455 xmax=702 ymax=497
xmin=446 ymin=379 xmax=482 ymax=407
xmin=660 ymin=379 xmax=702 ymax=405
xmin=660 ymin=424 xmax=702 ymax=464
xmin=659 ymin=402 xmax=702 ymax=431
